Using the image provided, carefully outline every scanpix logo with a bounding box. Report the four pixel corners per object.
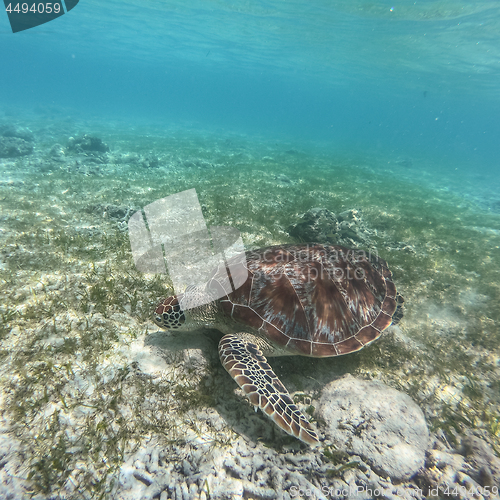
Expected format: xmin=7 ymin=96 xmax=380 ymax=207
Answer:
xmin=128 ymin=188 xmax=248 ymax=310
xmin=3 ymin=0 xmax=78 ymax=33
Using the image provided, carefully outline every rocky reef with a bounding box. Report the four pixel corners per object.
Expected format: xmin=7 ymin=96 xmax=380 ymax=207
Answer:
xmin=0 ymin=124 xmax=34 ymax=157
xmin=287 ymin=207 xmax=376 ymax=248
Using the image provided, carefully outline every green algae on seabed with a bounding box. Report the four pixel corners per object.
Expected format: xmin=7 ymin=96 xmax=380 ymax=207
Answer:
xmin=0 ymin=124 xmax=499 ymax=496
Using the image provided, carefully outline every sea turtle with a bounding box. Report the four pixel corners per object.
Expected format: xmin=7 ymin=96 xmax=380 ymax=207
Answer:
xmin=153 ymin=243 xmax=403 ymax=445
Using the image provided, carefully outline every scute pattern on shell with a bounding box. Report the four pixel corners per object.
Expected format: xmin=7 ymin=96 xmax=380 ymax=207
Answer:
xmin=208 ymin=244 xmax=398 ymax=357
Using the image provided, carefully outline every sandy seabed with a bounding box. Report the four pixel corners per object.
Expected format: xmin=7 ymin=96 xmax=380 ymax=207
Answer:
xmin=0 ymin=115 xmax=499 ymax=499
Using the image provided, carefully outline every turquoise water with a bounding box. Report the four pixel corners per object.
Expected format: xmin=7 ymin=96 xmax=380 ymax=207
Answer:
xmin=1 ymin=1 xmax=500 ymax=497
xmin=1 ymin=0 xmax=500 ymax=169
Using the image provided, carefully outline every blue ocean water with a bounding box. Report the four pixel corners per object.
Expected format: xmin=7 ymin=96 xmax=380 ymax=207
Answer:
xmin=1 ymin=0 xmax=499 ymax=177
xmin=2 ymin=3 xmax=500 ymax=496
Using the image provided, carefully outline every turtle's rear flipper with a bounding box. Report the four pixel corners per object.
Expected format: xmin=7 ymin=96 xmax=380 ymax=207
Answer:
xmin=218 ymin=334 xmax=319 ymax=445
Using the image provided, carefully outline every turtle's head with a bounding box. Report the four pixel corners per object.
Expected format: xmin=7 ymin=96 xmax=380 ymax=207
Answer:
xmin=153 ymin=287 xmax=217 ymax=331
xmin=153 ymin=295 xmax=188 ymax=330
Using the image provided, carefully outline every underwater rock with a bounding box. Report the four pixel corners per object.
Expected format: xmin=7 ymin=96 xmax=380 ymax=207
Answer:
xmin=317 ymin=374 xmax=429 ymax=481
xmin=86 ymin=203 xmax=136 ymax=222
xmin=49 ymin=143 xmax=66 ymax=161
xmin=0 ymin=124 xmax=34 ymax=141
xmin=179 ymin=158 xmax=214 ymax=169
xmin=0 ymin=136 xmax=33 ymax=158
xmin=139 ymin=154 xmax=160 ymax=169
xmin=417 ymin=441 xmax=499 ymax=499
xmin=112 ymin=152 xmax=140 ymax=164
xmin=461 ymin=435 xmax=500 ymax=488
xmin=288 ymin=207 xmax=337 ymax=242
xmin=287 ymin=207 xmax=374 ymax=247
xmin=67 ymin=134 xmax=110 ymax=154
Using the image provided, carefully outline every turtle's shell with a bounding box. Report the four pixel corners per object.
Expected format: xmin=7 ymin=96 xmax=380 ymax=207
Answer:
xmin=208 ymin=244 xmax=400 ymax=357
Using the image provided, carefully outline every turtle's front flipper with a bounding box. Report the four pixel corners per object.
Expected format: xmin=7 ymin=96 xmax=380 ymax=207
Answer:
xmin=218 ymin=334 xmax=319 ymax=445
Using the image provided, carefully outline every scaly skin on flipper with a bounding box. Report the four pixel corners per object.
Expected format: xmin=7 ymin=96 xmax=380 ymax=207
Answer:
xmin=218 ymin=333 xmax=319 ymax=445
